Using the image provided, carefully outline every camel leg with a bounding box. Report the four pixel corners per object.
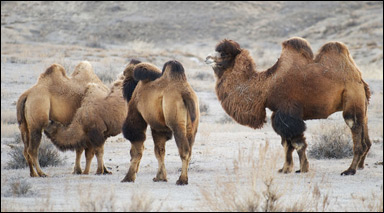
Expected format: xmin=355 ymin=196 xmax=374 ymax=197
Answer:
xmin=357 ymin=120 xmax=371 ymax=169
xmin=122 ymin=141 xmax=145 ymax=182
xmin=73 ymin=148 xmax=83 ymax=174
xmin=21 ymin=131 xmax=38 ymax=177
xmin=342 ymin=109 xmax=367 ymax=175
xmin=82 ymin=147 xmax=94 ymax=175
xmin=173 ymin=129 xmax=191 ymax=185
xmin=278 ymin=138 xmax=295 ymax=173
xmin=291 ymin=134 xmax=309 ymax=173
xmin=95 ymin=144 xmax=111 ymax=175
xmin=121 ymin=108 xmax=148 ymax=183
xmin=28 ymin=130 xmax=47 ymax=177
xmin=152 ymin=129 xmax=172 ymax=182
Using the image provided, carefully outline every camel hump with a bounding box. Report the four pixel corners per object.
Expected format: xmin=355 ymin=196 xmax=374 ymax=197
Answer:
xmin=71 ymin=61 xmax=96 ymax=79
xmin=281 ymin=37 xmax=314 ymax=60
xmin=314 ymin=41 xmax=350 ymax=62
xmin=162 ymin=60 xmax=187 ymax=81
xmin=40 ymin=63 xmax=67 ymax=79
xmin=133 ymin=62 xmax=162 ymax=82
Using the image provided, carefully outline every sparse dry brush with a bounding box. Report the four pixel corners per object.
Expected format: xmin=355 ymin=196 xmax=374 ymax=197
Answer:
xmin=6 ymin=135 xmax=65 ymax=169
xmin=309 ymin=121 xmax=353 ymax=159
xmin=201 ymin=141 xmax=331 ymax=212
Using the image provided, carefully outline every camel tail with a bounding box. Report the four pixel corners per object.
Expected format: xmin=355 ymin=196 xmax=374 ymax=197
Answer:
xmin=16 ymin=92 xmax=29 ymax=142
xmin=182 ymin=92 xmax=197 ymax=123
xmin=363 ymin=79 xmax=371 ymax=104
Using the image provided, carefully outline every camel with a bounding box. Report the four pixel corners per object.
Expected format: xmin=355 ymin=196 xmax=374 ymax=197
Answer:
xmin=121 ymin=60 xmax=199 ymax=185
xmin=44 ymin=63 xmax=131 ymax=174
xmin=16 ymin=61 xmax=108 ymax=177
xmin=205 ymin=38 xmax=371 ymax=175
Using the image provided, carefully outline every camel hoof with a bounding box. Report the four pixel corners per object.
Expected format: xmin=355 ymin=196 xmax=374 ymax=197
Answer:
xmin=73 ymin=169 xmax=82 ymax=175
xmin=121 ymin=177 xmax=135 ymax=183
xmin=278 ymin=168 xmax=292 ymax=174
xmin=153 ymin=177 xmax=167 ymax=182
xmin=103 ymin=170 xmax=112 ymax=175
xmin=176 ymin=178 xmax=188 ymax=185
xmin=295 ymin=170 xmax=301 ymax=173
xmin=341 ymin=169 xmax=356 ymax=176
xmin=39 ymin=173 xmax=48 ymax=177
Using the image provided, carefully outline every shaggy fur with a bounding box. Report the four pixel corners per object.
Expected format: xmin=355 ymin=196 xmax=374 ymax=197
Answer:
xmin=16 ymin=61 xmax=107 ymax=177
xmin=206 ymin=37 xmax=371 ymax=175
xmin=44 ymin=66 xmax=130 ymax=175
xmin=121 ymin=60 xmax=199 ymax=185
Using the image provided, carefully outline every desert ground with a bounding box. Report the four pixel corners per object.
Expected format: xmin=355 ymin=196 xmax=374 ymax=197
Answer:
xmin=1 ymin=1 xmax=383 ymax=211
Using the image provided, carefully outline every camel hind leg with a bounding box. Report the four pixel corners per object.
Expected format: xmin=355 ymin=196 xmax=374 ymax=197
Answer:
xmin=28 ymin=130 xmax=47 ymax=177
xmin=19 ymin=125 xmax=37 ymax=177
xmin=152 ymin=128 xmax=172 ymax=182
xmin=341 ymin=92 xmax=369 ymax=175
xmin=173 ymin=128 xmax=192 ymax=185
xmin=357 ymin=120 xmax=371 ymax=169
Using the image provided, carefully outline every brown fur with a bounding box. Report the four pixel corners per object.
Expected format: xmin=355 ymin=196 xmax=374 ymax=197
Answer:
xmin=44 ymin=76 xmax=128 ymax=175
xmin=121 ymin=60 xmax=199 ymax=185
xmin=16 ymin=61 xmax=107 ymax=177
xmin=206 ymin=38 xmax=371 ymax=175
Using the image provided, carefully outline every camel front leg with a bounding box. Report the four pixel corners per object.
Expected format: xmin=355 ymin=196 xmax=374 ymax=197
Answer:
xmin=291 ymin=134 xmax=309 ymax=173
xmin=95 ymin=144 xmax=111 ymax=175
xmin=278 ymin=138 xmax=295 ymax=173
xmin=73 ymin=148 xmax=83 ymax=174
xmin=121 ymin=141 xmax=145 ymax=182
xmin=82 ymin=147 xmax=95 ymax=175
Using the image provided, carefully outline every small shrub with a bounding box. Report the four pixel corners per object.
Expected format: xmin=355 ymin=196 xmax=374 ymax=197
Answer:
xmin=6 ymin=179 xmax=34 ymax=197
xmin=6 ymin=136 xmax=65 ymax=169
xmin=309 ymin=122 xmax=353 ymax=159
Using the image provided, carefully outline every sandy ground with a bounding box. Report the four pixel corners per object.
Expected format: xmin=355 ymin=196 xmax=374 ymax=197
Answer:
xmin=1 ymin=1 xmax=383 ymax=212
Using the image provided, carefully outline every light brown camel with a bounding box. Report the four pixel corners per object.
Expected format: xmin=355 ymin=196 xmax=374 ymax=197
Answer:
xmin=121 ymin=60 xmax=199 ymax=185
xmin=205 ymin=38 xmax=371 ymax=175
xmin=16 ymin=61 xmax=108 ymax=177
xmin=43 ymin=60 xmax=139 ymax=175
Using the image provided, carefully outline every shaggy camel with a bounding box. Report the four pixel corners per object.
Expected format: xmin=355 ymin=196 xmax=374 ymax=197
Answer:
xmin=205 ymin=38 xmax=371 ymax=175
xmin=16 ymin=61 xmax=108 ymax=177
xmin=121 ymin=60 xmax=199 ymax=185
xmin=44 ymin=60 xmax=138 ymax=175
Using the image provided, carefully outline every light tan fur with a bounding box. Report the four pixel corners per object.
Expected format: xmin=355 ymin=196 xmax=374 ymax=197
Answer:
xmin=121 ymin=60 xmax=200 ymax=185
xmin=16 ymin=61 xmax=107 ymax=177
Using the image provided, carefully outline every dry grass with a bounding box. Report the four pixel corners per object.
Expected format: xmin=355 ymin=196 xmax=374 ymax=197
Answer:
xmin=352 ymin=186 xmax=383 ymax=212
xmin=77 ymin=184 xmax=160 ymax=212
xmin=200 ymin=140 xmax=331 ymax=212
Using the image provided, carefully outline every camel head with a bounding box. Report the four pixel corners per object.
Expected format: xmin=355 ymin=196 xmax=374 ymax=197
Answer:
xmin=205 ymin=39 xmax=241 ymax=77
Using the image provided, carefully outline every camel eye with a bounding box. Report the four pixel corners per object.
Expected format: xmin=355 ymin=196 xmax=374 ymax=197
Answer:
xmin=221 ymin=53 xmax=228 ymax=58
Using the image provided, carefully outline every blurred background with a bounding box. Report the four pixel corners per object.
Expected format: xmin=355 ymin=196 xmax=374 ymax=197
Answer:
xmin=1 ymin=1 xmax=383 ymax=74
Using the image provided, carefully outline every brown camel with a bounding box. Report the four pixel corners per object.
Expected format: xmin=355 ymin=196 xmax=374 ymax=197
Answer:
xmin=121 ymin=60 xmax=199 ymax=185
xmin=205 ymin=38 xmax=371 ymax=175
xmin=43 ymin=60 xmax=139 ymax=175
xmin=16 ymin=61 xmax=107 ymax=177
